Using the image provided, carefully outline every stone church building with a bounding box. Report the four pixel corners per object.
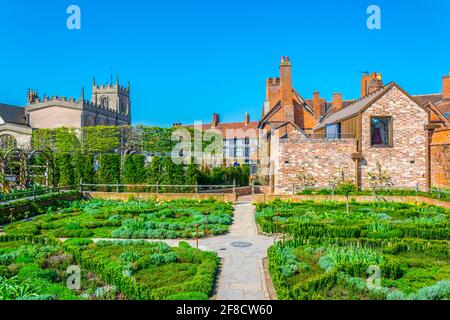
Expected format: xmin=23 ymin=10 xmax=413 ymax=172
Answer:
xmin=0 ymin=78 xmax=131 ymax=149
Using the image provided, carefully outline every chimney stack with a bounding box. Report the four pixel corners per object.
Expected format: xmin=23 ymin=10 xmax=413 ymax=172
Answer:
xmin=332 ymin=93 xmax=343 ymax=113
xmin=244 ymin=112 xmax=250 ymax=125
xmin=443 ymin=71 xmax=450 ymax=99
xmin=360 ymin=72 xmax=382 ymax=97
xmin=280 ymin=56 xmax=294 ymax=122
xmin=313 ymin=92 xmax=323 ymax=120
xmin=368 ymin=78 xmax=384 ymax=94
xmin=212 ymin=113 xmax=220 ymax=128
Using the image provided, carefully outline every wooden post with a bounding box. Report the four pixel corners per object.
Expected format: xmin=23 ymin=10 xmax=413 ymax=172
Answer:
xmin=195 ymin=224 xmax=199 ymax=249
xmin=205 ymin=211 xmax=209 ymax=236
xmin=275 ymin=212 xmax=279 ymax=241
xmin=9 ymin=208 xmax=13 ymax=227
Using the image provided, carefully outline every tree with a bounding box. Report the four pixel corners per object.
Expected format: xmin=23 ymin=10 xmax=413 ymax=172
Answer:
xmin=123 ymin=154 xmax=146 ymax=184
xmin=55 ymin=153 xmax=74 ymax=187
xmin=95 ymin=154 xmax=121 ymax=190
xmin=185 ymin=162 xmax=200 ymax=191
xmin=160 ymin=157 xmax=175 ymax=192
xmin=336 ymin=181 xmax=356 ymax=214
xmin=293 ymin=166 xmax=315 ymax=189
xmin=368 ymin=161 xmax=392 ymax=196
xmin=147 ymin=156 xmax=162 ymax=191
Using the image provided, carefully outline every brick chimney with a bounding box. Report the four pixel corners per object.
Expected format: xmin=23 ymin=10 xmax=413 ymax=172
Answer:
xmin=264 ymin=77 xmax=280 ymax=115
xmin=332 ymin=93 xmax=343 ymax=113
xmin=313 ymin=92 xmax=322 ymax=120
xmin=368 ymin=78 xmax=384 ymax=94
xmin=443 ymin=71 xmax=450 ymax=99
xmin=244 ymin=112 xmax=250 ymax=125
xmin=212 ymin=113 xmax=220 ymax=128
xmin=360 ymin=72 xmax=381 ymax=97
xmin=280 ymin=56 xmax=294 ymax=122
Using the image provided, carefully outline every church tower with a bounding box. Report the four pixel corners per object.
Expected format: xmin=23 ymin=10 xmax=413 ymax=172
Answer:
xmin=91 ymin=76 xmax=131 ymax=115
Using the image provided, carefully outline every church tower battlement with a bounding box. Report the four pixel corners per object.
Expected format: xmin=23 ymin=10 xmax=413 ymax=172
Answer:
xmin=91 ymin=76 xmax=131 ymax=116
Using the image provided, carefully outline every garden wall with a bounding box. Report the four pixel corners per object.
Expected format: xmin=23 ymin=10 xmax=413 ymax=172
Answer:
xmin=273 ymin=136 xmax=357 ymax=194
xmin=86 ymin=192 xmax=236 ymax=203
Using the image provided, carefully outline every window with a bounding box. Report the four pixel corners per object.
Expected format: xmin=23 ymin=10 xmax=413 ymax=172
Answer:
xmin=370 ymin=117 xmax=392 ymax=147
xmin=325 ymin=124 xmax=341 ymax=139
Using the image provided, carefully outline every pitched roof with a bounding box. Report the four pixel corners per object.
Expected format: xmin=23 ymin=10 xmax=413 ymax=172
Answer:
xmin=188 ymin=121 xmax=259 ymax=139
xmin=413 ymin=94 xmax=443 ymax=105
xmin=436 ymin=100 xmax=450 ymax=120
xmin=0 ymin=103 xmax=27 ymax=125
xmin=314 ymin=83 xmax=395 ymax=130
xmin=413 ymin=94 xmax=450 ymax=120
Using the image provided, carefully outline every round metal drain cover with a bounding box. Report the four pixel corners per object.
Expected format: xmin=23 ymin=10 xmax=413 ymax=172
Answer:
xmin=230 ymin=241 xmax=253 ymax=248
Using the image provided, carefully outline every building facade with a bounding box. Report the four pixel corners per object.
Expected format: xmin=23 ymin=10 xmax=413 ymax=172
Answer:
xmin=263 ymin=58 xmax=450 ymax=192
xmin=0 ymin=78 xmax=131 ymax=148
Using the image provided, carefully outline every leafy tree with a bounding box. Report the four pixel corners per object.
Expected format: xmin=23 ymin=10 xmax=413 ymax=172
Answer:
xmin=55 ymin=153 xmax=74 ymax=187
xmin=147 ymin=156 xmax=162 ymax=186
xmin=336 ymin=181 xmax=356 ymax=214
xmin=123 ymin=154 xmax=146 ymax=184
xmin=73 ymin=153 xmax=95 ymax=185
xmin=160 ymin=157 xmax=175 ymax=192
xmin=185 ymin=162 xmax=200 ymax=186
xmin=95 ymin=154 xmax=121 ymax=188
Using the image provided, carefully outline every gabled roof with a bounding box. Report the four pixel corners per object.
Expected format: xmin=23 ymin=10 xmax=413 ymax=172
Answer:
xmin=423 ymin=101 xmax=450 ymax=127
xmin=0 ymin=103 xmax=27 ymax=125
xmin=186 ymin=121 xmax=259 ymax=139
xmin=413 ymin=93 xmax=443 ymax=105
xmin=258 ymin=101 xmax=283 ymax=128
xmin=259 ymin=89 xmax=318 ymax=129
xmin=314 ymin=83 xmax=395 ymax=130
xmin=413 ymin=94 xmax=450 ymax=121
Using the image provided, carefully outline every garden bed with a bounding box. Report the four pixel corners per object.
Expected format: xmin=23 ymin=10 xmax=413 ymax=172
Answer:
xmin=257 ymin=200 xmax=450 ymax=300
xmin=0 ymin=191 xmax=82 ymax=225
xmin=0 ymin=235 xmax=219 ymax=300
xmin=5 ymin=199 xmax=234 ymax=239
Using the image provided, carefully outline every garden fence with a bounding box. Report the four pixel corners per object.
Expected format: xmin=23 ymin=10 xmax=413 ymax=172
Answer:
xmin=77 ymin=183 xmax=236 ymax=194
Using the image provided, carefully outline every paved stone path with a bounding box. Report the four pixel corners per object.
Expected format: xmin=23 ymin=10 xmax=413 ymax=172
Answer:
xmin=73 ymin=200 xmax=274 ymax=300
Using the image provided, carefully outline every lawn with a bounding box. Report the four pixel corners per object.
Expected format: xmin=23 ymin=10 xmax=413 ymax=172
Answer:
xmin=5 ymin=199 xmax=234 ymax=239
xmin=258 ymin=200 xmax=450 ymax=300
xmin=0 ymin=235 xmax=219 ymax=300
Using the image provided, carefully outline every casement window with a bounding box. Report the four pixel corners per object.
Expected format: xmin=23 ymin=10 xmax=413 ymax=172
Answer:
xmin=370 ymin=116 xmax=392 ymax=147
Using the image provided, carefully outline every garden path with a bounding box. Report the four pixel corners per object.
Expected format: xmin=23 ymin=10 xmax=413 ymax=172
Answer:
xmin=78 ymin=200 xmax=275 ymax=300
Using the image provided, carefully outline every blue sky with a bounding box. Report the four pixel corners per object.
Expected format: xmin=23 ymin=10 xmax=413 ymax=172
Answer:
xmin=0 ymin=0 xmax=449 ymax=126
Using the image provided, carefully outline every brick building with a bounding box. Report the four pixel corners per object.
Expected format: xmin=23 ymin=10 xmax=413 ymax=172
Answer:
xmin=187 ymin=113 xmax=260 ymax=173
xmin=0 ymin=77 xmax=131 ymax=149
xmin=261 ymin=58 xmax=450 ymax=192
